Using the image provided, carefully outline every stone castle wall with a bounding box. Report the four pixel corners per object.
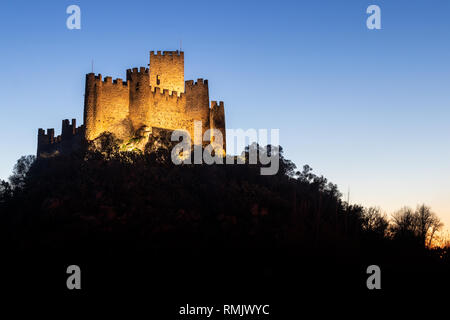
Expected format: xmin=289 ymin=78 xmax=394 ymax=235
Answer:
xmin=37 ymin=119 xmax=85 ymax=157
xmin=84 ymin=73 xmax=130 ymax=141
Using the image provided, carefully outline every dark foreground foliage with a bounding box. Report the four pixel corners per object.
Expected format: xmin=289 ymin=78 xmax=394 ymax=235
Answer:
xmin=0 ymin=146 xmax=449 ymax=305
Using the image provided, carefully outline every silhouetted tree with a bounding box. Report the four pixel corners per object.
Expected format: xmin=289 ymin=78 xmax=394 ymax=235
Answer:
xmin=0 ymin=180 xmax=12 ymax=203
xmin=243 ymin=143 xmax=297 ymax=178
xmin=8 ymin=155 xmax=35 ymax=190
xmin=415 ymin=204 xmax=443 ymax=247
xmin=390 ymin=204 xmax=443 ymax=247
xmin=0 ymin=144 xmax=448 ymax=296
xmin=391 ymin=207 xmax=417 ymax=240
xmin=360 ymin=207 xmax=389 ymax=238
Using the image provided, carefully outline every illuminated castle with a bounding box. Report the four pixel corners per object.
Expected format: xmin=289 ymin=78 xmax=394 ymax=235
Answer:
xmin=37 ymin=51 xmax=226 ymax=157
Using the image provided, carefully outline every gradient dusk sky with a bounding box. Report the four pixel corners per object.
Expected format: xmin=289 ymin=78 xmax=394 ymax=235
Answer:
xmin=0 ymin=1 xmax=449 ymax=228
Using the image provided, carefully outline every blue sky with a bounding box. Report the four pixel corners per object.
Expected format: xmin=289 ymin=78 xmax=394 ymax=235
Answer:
xmin=0 ymin=0 xmax=449 ymax=227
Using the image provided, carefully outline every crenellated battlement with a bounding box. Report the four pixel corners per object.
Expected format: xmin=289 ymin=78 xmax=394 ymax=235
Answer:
xmin=90 ymin=74 xmax=129 ymax=87
xmin=38 ymin=119 xmax=83 ymax=143
xmin=37 ymin=119 xmax=85 ymax=157
xmin=151 ymin=86 xmax=186 ymax=100
xmin=113 ymin=78 xmax=128 ymax=86
xmin=126 ymin=67 xmax=149 ymax=79
xmin=102 ymin=76 xmax=129 ymax=87
xmin=211 ymin=101 xmax=224 ymax=110
xmin=38 ymin=128 xmax=55 ymax=143
xmin=185 ymin=78 xmax=209 ymax=88
xmin=150 ymin=50 xmax=183 ymax=57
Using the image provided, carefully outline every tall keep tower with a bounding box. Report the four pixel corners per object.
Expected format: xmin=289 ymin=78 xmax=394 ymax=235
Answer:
xmin=149 ymin=51 xmax=184 ymax=95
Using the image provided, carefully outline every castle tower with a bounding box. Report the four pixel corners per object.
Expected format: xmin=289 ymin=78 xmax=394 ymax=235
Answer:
xmin=210 ymin=101 xmax=226 ymax=151
xmin=127 ymin=67 xmax=150 ymax=130
xmin=185 ymin=79 xmax=210 ymax=141
xmin=149 ymin=51 xmax=184 ymax=95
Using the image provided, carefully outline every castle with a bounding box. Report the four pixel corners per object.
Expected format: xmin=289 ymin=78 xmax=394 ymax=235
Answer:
xmin=37 ymin=51 xmax=226 ymax=157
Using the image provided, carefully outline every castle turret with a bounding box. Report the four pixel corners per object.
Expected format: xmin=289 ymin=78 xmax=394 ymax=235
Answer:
xmin=210 ymin=101 xmax=226 ymax=152
xmin=186 ymin=78 xmax=210 ymax=140
xmin=37 ymin=128 xmax=48 ymax=156
xmin=127 ymin=67 xmax=150 ymax=130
